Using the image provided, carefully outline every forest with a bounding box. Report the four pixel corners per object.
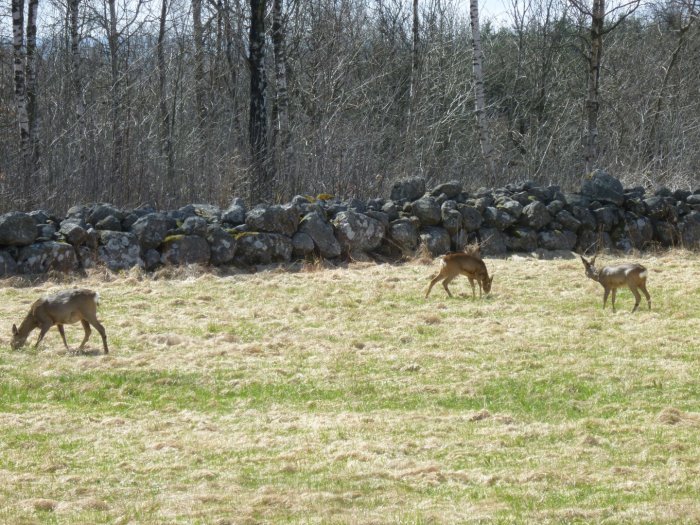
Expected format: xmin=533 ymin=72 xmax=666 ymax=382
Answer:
xmin=1 ymin=0 xmax=698 ymax=213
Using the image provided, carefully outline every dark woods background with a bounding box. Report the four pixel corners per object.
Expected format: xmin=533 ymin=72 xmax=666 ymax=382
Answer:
xmin=1 ymin=0 xmax=698 ymax=213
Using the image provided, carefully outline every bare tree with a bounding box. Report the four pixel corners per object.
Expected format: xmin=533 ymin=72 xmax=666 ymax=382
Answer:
xmin=569 ymin=0 xmax=640 ymax=173
xmin=248 ymin=0 xmax=270 ymax=202
xmin=470 ymin=0 xmax=496 ymax=179
xmin=271 ymin=0 xmax=292 ymax=192
xmin=157 ymin=0 xmax=175 ymax=185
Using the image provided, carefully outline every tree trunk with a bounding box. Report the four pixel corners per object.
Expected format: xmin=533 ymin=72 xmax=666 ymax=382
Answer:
xmin=271 ymin=0 xmax=291 ymax=192
xmin=192 ymin=0 xmax=206 ymax=124
xmin=108 ymin=0 xmax=123 ymax=201
xmin=408 ymin=0 xmax=419 ymax=126
xmin=249 ymin=0 xmax=270 ymax=203
xmin=69 ymin=0 xmax=83 ymax=120
xmin=25 ymin=0 xmax=39 ymax=165
xmin=12 ymin=0 xmax=30 ymax=158
xmin=584 ymin=0 xmax=604 ymax=173
xmin=157 ymin=0 xmax=175 ymax=186
xmin=469 ymin=0 xmax=496 ymax=180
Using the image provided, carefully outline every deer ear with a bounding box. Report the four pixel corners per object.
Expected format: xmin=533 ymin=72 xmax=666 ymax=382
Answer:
xmin=12 ymin=324 xmax=18 ymax=335
xmin=590 ymin=255 xmax=597 ymax=265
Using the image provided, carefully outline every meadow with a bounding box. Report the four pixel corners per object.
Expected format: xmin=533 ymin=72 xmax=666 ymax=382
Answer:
xmin=1 ymin=251 xmax=699 ymax=524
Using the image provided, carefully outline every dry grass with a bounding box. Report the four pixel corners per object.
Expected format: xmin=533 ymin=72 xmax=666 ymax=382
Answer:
xmin=1 ymin=250 xmax=700 ymax=524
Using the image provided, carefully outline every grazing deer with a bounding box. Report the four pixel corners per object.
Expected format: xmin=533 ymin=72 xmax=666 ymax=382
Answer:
xmin=425 ymin=252 xmax=493 ymax=298
xmin=11 ymin=289 xmax=109 ymax=353
xmin=580 ymin=255 xmax=651 ymax=313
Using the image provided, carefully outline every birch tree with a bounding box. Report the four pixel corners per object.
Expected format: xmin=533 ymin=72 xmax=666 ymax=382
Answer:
xmin=470 ymin=0 xmax=496 ymax=179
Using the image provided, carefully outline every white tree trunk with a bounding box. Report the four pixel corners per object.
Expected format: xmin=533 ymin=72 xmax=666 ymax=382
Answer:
xmin=469 ymin=0 xmax=496 ymax=180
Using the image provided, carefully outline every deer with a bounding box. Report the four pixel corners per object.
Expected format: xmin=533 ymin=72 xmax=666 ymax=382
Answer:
xmin=425 ymin=252 xmax=493 ymax=299
xmin=580 ymin=255 xmax=651 ymax=313
xmin=11 ymin=289 xmax=109 ymax=354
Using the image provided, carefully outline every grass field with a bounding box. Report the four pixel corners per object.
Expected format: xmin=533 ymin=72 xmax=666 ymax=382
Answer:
xmin=1 ymin=251 xmax=700 ymax=524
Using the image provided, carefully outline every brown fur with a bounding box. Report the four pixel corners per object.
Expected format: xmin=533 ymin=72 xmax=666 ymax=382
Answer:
xmin=580 ymin=255 xmax=651 ymax=312
xmin=425 ymin=253 xmax=493 ymax=298
xmin=11 ymin=289 xmax=109 ymax=353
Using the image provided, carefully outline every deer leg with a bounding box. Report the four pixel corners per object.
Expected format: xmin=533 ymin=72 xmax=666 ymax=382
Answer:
xmin=56 ymin=324 xmax=70 ymax=350
xmin=79 ymin=320 xmax=92 ymax=350
xmin=467 ymin=277 xmax=476 ymax=298
xmin=442 ymin=275 xmax=456 ymax=298
xmin=611 ymin=289 xmax=617 ymax=312
xmin=602 ymin=288 xmax=610 ymax=310
xmin=34 ymin=323 xmax=53 ymax=349
xmin=640 ymin=283 xmax=651 ymax=310
xmin=90 ymin=320 xmax=109 ymax=354
xmin=425 ymin=274 xmax=444 ymax=298
xmin=629 ymin=286 xmax=641 ymax=313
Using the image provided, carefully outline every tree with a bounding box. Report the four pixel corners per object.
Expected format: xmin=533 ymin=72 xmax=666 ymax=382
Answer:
xmin=470 ymin=0 xmax=496 ymax=179
xmin=248 ymin=0 xmax=270 ymax=202
xmin=569 ymin=0 xmax=640 ymax=173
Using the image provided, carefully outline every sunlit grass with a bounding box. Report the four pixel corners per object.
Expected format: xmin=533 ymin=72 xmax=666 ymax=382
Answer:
xmin=1 ymin=251 xmax=699 ymax=523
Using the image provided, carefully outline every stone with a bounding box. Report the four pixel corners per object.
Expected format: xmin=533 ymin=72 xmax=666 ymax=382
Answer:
xmin=580 ymin=170 xmax=624 ymax=206
xmin=419 ymin=226 xmax=451 ymax=256
xmin=143 ymin=249 xmax=162 ymax=271
xmin=410 ymin=197 xmax=442 ymax=226
xmin=298 ymin=211 xmax=342 ymax=258
xmin=679 ymin=212 xmax=700 ymax=249
xmin=235 ymin=232 xmax=293 ymax=265
xmin=332 ymin=210 xmax=385 ymax=253
xmin=537 ymin=230 xmax=577 ymax=251
xmin=521 ymin=201 xmax=551 ymax=230
xmin=17 ymin=241 xmax=78 ymax=274
xmin=87 ymin=204 xmax=124 ymax=226
xmin=645 ymin=196 xmax=678 ymax=222
xmin=130 ymin=213 xmax=175 ymax=250
xmin=458 ymin=205 xmax=483 ymax=232
xmin=623 ymin=213 xmax=654 ymax=249
xmin=98 ymin=231 xmax=143 ymax=271
xmin=390 ymin=177 xmax=426 ymax=201
xmin=381 ymin=201 xmax=400 ymax=221
xmin=59 ymin=221 xmax=88 ymax=246
xmin=245 ymin=204 xmax=299 ymax=236
xmin=0 ymin=250 xmax=18 ymax=276
xmin=0 ymin=212 xmax=38 ymax=246
xmin=161 ymin=235 xmax=211 ymax=266
xmin=292 ymin=232 xmax=315 ymax=258
xmin=555 ymin=210 xmax=582 ymax=232
xmin=431 ymin=180 xmax=462 ymax=199
xmin=441 ymin=201 xmax=463 ymax=235
xmin=505 ymin=227 xmax=537 ymax=252
xmin=592 ymin=206 xmax=620 ymax=232
xmin=570 ymin=206 xmax=597 ymax=231
xmin=95 ymin=215 xmax=122 ymax=231
xmin=653 ymin=220 xmax=679 ymax=247
xmin=181 ymin=216 xmax=209 ymax=237
xmin=222 ymin=201 xmax=247 ymax=225
xmin=388 ymin=218 xmax=420 ymax=254
xmin=478 ymin=228 xmax=508 ymax=256
xmin=498 ymin=199 xmax=523 ymax=219
xmin=483 ymin=207 xmax=517 ymax=230
xmin=207 ymin=226 xmax=236 ymax=265
xmin=564 ymin=193 xmax=591 ymax=208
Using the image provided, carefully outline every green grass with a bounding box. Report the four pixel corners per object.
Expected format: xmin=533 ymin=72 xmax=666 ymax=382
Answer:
xmin=1 ymin=252 xmax=700 ymax=523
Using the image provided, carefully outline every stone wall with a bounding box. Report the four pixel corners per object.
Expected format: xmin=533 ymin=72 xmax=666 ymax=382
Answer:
xmin=0 ymin=171 xmax=699 ymax=276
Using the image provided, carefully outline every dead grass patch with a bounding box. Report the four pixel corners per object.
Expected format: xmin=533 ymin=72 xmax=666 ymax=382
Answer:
xmin=1 ymin=251 xmax=700 ymax=523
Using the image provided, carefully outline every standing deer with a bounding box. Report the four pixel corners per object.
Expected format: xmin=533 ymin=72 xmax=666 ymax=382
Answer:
xmin=425 ymin=252 xmax=493 ymax=298
xmin=580 ymin=255 xmax=651 ymax=312
xmin=11 ymin=289 xmax=109 ymax=353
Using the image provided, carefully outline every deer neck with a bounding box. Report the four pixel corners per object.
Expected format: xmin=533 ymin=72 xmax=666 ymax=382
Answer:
xmin=17 ymin=315 xmax=38 ymax=338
